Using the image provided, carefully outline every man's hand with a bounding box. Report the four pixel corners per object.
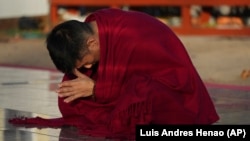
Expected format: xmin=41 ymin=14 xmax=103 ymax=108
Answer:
xmin=56 ymin=69 xmax=95 ymax=103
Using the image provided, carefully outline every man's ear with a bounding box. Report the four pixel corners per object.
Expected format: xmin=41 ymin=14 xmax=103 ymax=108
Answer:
xmin=86 ymin=37 xmax=96 ymax=49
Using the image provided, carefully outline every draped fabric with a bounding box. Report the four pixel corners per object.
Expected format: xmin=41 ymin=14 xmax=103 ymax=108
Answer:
xmin=9 ymin=8 xmax=219 ymax=140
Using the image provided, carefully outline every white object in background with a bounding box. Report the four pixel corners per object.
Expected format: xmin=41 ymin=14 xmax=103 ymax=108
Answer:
xmin=218 ymin=5 xmax=231 ymax=16
xmin=0 ymin=0 xmax=49 ymax=19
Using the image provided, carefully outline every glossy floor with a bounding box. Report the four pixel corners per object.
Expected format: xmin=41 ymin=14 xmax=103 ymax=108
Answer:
xmin=0 ymin=65 xmax=249 ymax=141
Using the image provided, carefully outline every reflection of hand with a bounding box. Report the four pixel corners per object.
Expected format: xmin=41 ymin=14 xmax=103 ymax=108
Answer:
xmin=56 ymin=69 xmax=95 ymax=103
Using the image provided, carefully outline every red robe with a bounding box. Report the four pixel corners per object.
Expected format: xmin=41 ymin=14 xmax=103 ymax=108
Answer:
xmin=9 ymin=8 xmax=219 ymax=140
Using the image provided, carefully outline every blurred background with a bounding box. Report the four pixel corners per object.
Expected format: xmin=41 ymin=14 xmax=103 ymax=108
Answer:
xmin=0 ymin=1 xmax=250 ymax=140
xmin=0 ymin=0 xmax=250 ymax=85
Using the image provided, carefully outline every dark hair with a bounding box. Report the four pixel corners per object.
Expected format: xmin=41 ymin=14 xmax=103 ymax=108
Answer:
xmin=46 ymin=20 xmax=94 ymax=73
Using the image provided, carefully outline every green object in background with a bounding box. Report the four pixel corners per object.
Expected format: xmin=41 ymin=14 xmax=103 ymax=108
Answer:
xmin=20 ymin=30 xmax=45 ymax=39
xmin=2 ymin=28 xmax=46 ymax=39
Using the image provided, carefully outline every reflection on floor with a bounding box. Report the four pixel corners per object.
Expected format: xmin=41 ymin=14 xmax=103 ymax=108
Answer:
xmin=206 ymin=83 xmax=250 ymax=125
xmin=0 ymin=65 xmax=249 ymax=141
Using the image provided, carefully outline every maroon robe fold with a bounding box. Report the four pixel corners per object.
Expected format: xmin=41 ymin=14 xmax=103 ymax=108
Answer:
xmin=9 ymin=8 xmax=219 ymax=140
